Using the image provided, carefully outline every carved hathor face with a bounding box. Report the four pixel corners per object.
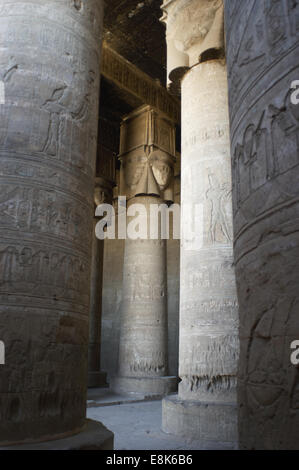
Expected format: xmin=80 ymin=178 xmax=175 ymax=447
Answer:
xmin=150 ymin=152 xmax=173 ymax=191
xmin=122 ymin=153 xmax=147 ymax=188
xmin=94 ymin=187 xmax=105 ymax=206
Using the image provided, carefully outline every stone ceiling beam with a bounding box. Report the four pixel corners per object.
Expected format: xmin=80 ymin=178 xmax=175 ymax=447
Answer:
xmin=101 ymin=44 xmax=180 ymax=124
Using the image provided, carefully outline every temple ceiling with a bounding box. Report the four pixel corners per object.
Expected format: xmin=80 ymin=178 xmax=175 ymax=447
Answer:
xmin=103 ymin=0 xmax=166 ymax=85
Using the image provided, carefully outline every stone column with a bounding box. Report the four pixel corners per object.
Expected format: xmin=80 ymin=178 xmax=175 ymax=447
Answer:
xmin=161 ymin=0 xmax=239 ymax=445
xmin=224 ymin=0 xmax=299 ymax=450
xmin=167 ymin=152 xmax=181 ymax=377
xmin=111 ymin=105 xmax=178 ymax=395
xmin=0 ymin=0 xmax=113 ymax=449
xmin=88 ymin=178 xmax=114 ymax=388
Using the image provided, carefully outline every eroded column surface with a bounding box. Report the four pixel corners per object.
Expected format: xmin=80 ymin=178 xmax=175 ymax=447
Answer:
xmin=225 ymin=0 xmax=299 ymax=450
xmin=112 ymin=106 xmax=178 ymax=395
xmin=161 ymin=0 xmax=239 ymax=444
xmin=0 ymin=0 xmax=113 ymax=447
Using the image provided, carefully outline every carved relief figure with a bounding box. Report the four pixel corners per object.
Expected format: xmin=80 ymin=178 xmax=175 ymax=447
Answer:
xmin=206 ymin=172 xmax=232 ymax=244
xmin=121 ymin=153 xmax=147 ymax=189
xmin=42 ymin=69 xmax=95 ymax=158
xmin=0 ymin=246 xmax=17 ymax=284
xmin=270 ymin=92 xmax=299 ymax=175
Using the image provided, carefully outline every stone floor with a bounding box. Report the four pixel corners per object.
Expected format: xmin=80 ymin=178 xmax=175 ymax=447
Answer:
xmin=86 ymin=389 xmax=237 ymax=450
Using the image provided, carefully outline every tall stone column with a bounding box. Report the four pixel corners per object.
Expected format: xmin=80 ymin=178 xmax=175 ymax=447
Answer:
xmin=161 ymin=0 xmax=239 ymax=445
xmin=224 ymin=0 xmax=299 ymax=450
xmin=88 ymin=178 xmax=114 ymax=388
xmin=0 ymin=0 xmax=113 ymax=449
xmin=88 ymin=115 xmax=117 ymax=388
xmin=111 ymin=105 xmax=178 ymax=395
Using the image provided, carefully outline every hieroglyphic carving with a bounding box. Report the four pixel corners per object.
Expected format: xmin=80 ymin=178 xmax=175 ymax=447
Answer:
xmin=226 ymin=0 xmax=299 ymax=123
xmin=232 ymin=92 xmax=299 ymax=225
xmin=0 ymin=0 xmax=103 ymax=444
xmin=124 ymin=264 xmax=166 ymax=302
xmin=170 ymin=54 xmax=239 ymax=443
xmin=182 ymin=263 xmax=236 ymax=291
xmin=225 ymin=0 xmax=299 ymax=449
xmin=0 ymin=184 xmax=91 ymax=246
xmin=0 ymin=244 xmax=89 ymax=301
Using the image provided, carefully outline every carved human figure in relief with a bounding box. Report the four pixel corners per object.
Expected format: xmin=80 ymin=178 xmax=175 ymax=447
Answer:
xmin=42 ymin=69 xmax=95 ymax=157
xmin=206 ymin=172 xmax=232 ymax=244
xmin=0 ymin=246 xmax=17 ymax=284
xmin=270 ymin=92 xmax=299 ymax=174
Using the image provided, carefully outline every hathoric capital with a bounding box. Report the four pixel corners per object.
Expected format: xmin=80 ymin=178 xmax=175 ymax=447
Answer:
xmin=119 ymin=105 xmax=176 ymax=204
xmin=94 ymin=176 xmax=114 ymax=207
xmin=161 ymin=0 xmax=225 ymax=94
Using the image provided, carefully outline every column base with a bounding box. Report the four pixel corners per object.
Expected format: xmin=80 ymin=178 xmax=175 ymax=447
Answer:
xmin=111 ymin=376 xmax=178 ymax=397
xmin=0 ymin=419 xmax=113 ymax=450
xmin=88 ymin=371 xmax=108 ymax=388
xmin=162 ymin=394 xmax=238 ymax=445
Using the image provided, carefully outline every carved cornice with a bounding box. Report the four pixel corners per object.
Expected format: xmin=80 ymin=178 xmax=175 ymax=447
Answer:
xmin=161 ymin=0 xmax=225 ymax=94
xmin=101 ymin=43 xmax=180 ymax=123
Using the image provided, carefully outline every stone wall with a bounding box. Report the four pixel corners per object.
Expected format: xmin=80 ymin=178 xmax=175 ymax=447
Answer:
xmin=225 ymin=0 xmax=299 ymax=450
xmin=167 ymin=155 xmax=180 ymax=377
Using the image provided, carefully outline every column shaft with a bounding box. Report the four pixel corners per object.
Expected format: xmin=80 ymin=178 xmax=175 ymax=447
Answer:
xmin=113 ymin=198 xmax=177 ymax=395
xmin=88 ymin=221 xmax=107 ymax=388
xmin=88 ymin=175 xmax=115 ymax=388
xmin=0 ymin=0 xmax=107 ymax=445
xmin=163 ymin=60 xmax=238 ymax=444
xmin=161 ymin=0 xmax=238 ymax=444
xmin=179 ymin=61 xmax=238 ymax=403
xmin=225 ymin=0 xmax=299 ymax=450
xmin=112 ymin=105 xmax=178 ymax=395
xmin=119 ymin=196 xmax=168 ymax=376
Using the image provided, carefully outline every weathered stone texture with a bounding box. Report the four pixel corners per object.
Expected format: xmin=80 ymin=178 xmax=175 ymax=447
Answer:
xmin=101 ymin=182 xmax=180 ymax=379
xmin=167 ymin=156 xmax=180 ymax=377
xmin=225 ymin=0 xmax=299 ymax=450
xmin=179 ymin=60 xmax=239 ymax=406
xmin=101 ymin=192 xmax=125 ymax=380
xmin=161 ymin=0 xmax=238 ymax=443
xmin=118 ymin=196 xmax=169 ymax=379
xmin=0 ymin=0 xmax=103 ymax=444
